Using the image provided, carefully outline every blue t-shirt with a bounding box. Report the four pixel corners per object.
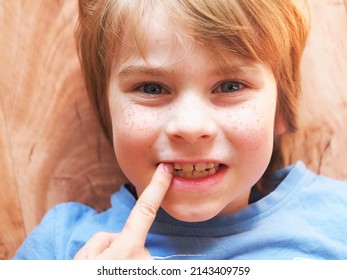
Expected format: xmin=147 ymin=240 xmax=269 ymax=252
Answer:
xmin=13 ymin=161 xmax=347 ymax=260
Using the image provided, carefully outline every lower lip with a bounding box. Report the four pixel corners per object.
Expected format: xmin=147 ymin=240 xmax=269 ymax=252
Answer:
xmin=170 ymin=165 xmax=227 ymax=192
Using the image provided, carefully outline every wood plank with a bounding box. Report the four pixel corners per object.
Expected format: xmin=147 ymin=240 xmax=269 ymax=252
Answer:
xmin=0 ymin=0 xmax=124 ymax=259
xmin=0 ymin=95 xmax=26 ymax=260
xmin=282 ymin=0 xmax=347 ymax=180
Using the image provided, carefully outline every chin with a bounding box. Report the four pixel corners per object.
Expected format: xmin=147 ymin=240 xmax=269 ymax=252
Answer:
xmin=161 ymin=203 xmax=220 ymax=223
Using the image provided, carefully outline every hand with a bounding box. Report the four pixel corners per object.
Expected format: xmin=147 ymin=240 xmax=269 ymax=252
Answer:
xmin=74 ymin=163 xmax=173 ymax=260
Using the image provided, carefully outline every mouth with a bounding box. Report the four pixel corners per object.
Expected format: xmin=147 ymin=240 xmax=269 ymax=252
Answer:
xmin=173 ymin=162 xmax=221 ymax=179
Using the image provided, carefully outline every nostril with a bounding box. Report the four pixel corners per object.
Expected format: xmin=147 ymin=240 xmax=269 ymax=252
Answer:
xmin=166 ymin=124 xmax=217 ymax=143
xmin=201 ymin=134 xmax=212 ymax=140
xmin=169 ymin=132 xmax=215 ymax=144
xmin=165 ymin=111 xmax=217 ymax=143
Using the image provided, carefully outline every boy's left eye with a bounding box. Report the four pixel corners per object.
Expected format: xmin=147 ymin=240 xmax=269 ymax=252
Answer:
xmin=138 ymin=83 xmax=167 ymax=94
xmin=213 ymin=81 xmax=244 ymax=93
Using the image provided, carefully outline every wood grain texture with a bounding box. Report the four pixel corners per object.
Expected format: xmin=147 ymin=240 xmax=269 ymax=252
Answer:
xmin=0 ymin=0 xmax=124 ymax=259
xmin=0 ymin=0 xmax=346 ymax=259
xmin=281 ymin=0 xmax=347 ymax=179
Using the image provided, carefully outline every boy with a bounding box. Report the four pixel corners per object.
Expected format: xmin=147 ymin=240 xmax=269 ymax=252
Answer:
xmin=14 ymin=0 xmax=347 ymax=259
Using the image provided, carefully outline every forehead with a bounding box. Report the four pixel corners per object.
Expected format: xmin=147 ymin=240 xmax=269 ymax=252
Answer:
xmin=115 ymin=5 xmax=192 ymax=64
xmin=113 ymin=4 xmax=259 ymax=75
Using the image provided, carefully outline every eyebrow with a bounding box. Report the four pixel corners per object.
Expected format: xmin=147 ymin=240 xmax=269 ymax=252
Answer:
xmin=116 ymin=62 xmax=264 ymax=79
xmin=116 ymin=65 xmax=174 ymax=79
xmin=213 ymin=63 xmax=264 ymax=76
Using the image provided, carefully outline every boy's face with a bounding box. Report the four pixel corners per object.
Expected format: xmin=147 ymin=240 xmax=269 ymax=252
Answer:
xmin=108 ymin=8 xmax=284 ymax=222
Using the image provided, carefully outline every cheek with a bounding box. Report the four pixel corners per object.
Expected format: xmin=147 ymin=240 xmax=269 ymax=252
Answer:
xmin=112 ymin=105 xmax=158 ymax=155
xmin=109 ymin=101 xmax=162 ymax=188
xmin=225 ymin=103 xmax=276 ymax=154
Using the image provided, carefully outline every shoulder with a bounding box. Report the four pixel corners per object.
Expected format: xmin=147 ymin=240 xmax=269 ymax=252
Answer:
xmin=55 ymin=186 xmax=136 ymax=259
xmin=306 ymin=172 xmax=347 ymax=212
xmin=271 ymin=161 xmax=347 ymax=228
xmin=312 ymin=173 xmax=347 ymax=190
xmin=287 ymin=162 xmax=347 ymax=227
xmin=50 ymin=202 xmax=98 ymax=227
xmin=13 ymin=202 xmax=97 ymax=260
xmin=300 ymin=165 xmax=347 ymax=203
xmin=40 ymin=202 xmax=99 ymax=238
xmin=280 ymin=161 xmax=347 ymax=197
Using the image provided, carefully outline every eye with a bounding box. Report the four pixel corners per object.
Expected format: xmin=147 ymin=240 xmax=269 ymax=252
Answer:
xmin=137 ymin=83 xmax=167 ymax=94
xmin=213 ymin=81 xmax=244 ymax=93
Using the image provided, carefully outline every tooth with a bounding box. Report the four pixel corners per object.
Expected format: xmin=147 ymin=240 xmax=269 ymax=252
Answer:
xmin=177 ymin=170 xmax=190 ymax=178
xmin=208 ymin=167 xmax=216 ymax=175
xmin=182 ymin=164 xmax=194 ymax=172
xmin=174 ymin=163 xmax=183 ymax=170
xmin=173 ymin=163 xmax=220 ymax=179
xmin=193 ymin=170 xmax=202 ymax=178
xmin=195 ymin=163 xmax=207 ymax=171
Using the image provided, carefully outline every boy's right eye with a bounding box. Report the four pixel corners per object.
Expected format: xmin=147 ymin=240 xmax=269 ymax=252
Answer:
xmin=137 ymin=83 xmax=167 ymax=95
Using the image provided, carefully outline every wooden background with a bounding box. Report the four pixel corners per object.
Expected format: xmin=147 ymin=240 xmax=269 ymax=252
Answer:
xmin=0 ymin=0 xmax=346 ymax=259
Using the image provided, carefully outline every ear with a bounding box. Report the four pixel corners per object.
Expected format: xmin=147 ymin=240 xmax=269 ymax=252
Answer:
xmin=274 ymin=113 xmax=287 ymax=136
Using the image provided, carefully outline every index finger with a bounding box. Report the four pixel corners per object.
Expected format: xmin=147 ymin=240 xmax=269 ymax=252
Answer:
xmin=120 ymin=163 xmax=173 ymax=247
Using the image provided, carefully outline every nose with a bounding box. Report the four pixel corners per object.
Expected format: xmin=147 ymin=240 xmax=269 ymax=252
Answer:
xmin=165 ymin=94 xmax=217 ymax=144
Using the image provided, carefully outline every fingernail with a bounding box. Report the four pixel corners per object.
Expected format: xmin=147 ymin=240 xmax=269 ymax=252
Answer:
xmin=162 ymin=163 xmax=173 ymax=174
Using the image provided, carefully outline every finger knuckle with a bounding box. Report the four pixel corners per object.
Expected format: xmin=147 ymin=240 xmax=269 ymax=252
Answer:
xmin=92 ymin=231 xmax=119 ymax=242
xmin=137 ymin=200 xmax=157 ymax=219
